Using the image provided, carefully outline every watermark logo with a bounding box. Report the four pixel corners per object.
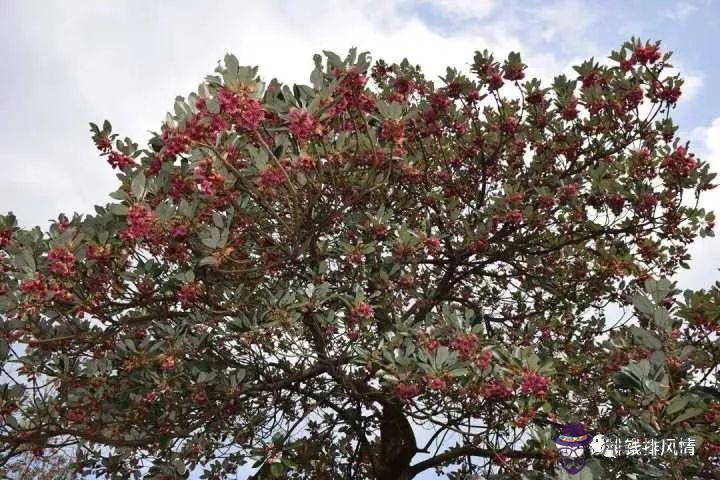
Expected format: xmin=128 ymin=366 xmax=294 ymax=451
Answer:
xmin=589 ymin=434 xmax=696 ymax=457
xmin=553 ymin=423 xmax=592 ymax=474
xmin=553 ymin=424 xmax=698 ymax=474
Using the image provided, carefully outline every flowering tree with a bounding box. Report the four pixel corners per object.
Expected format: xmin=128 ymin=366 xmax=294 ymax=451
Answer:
xmin=0 ymin=39 xmax=718 ymax=479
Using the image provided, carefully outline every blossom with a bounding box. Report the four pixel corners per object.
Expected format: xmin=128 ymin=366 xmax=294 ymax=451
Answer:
xmin=350 ymin=302 xmax=374 ymax=321
xmin=47 ymin=246 xmax=76 ymax=277
xmin=395 ymin=382 xmax=421 ymax=400
xmin=520 ymin=371 xmax=550 ymax=397
xmin=107 ymin=151 xmax=135 ymax=170
xmin=427 ymin=377 xmax=448 ymax=391
xmin=451 ymin=333 xmax=479 ymax=359
xmin=125 ymin=205 xmax=156 ymax=240
xmin=288 ymin=108 xmax=317 ymax=141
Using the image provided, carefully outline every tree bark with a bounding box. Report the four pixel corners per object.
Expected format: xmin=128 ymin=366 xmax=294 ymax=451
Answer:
xmin=376 ymin=401 xmax=416 ymax=480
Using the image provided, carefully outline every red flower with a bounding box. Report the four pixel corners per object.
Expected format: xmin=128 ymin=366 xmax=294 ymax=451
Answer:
xmin=259 ymin=167 xmax=286 ymax=190
xmin=193 ymin=158 xmax=226 ymax=195
xmin=218 ymin=88 xmax=265 ymax=130
xmin=520 ymin=370 xmax=550 ymax=397
xmin=425 ymin=339 xmax=441 ymax=353
xmin=427 ymin=376 xmax=448 ymax=391
xmin=451 ymin=333 xmax=479 ymax=359
xmin=192 ymin=390 xmax=208 ymax=403
xmin=395 ymin=382 xmax=421 ymax=400
xmin=21 ymin=276 xmax=46 ymax=295
xmin=559 ymin=183 xmax=579 ymax=202
xmin=380 ymin=119 xmax=405 ymax=146
xmin=66 ymin=408 xmax=86 ymax=423
xmin=480 ymin=381 xmax=513 ymax=400
xmin=636 ymin=193 xmax=658 ymax=214
xmin=505 ymin=192 xmax=524 ymax=204
xmin=475 ymin=349 xmax=493 ymax=370
xmin=505 ymin=209 xmax=523 ymax=225
xmin=350 ymin=302 xmax=374 ymax=321
xmin=288 ymin=108 xmax=317 ymax=142
xmin=107 ymin=151 xmax=135 ymax=170
xmin=425 ymin=237 xmax=441 ymax=253
xmin=178 ymin=281 xmax=203 ymax=307
xmin=633 ymin=43 xmax=661 ymax=65
xmin=160 ymin=355 xmax=176 ymax=370
xmin=126 ymin=205 xmax=156 ymax=240
xmin=0 ymin=228 xmax=12 ymax=248
xmin=372 ymin=224 xmax=390 ymax=239
xmin=468 ymin=238 xmax=489 ymax=254
xmin=47 ymin=246 xmax=76 ymax=277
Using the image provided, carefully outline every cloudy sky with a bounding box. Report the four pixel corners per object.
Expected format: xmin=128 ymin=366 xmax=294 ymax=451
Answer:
xmin=1 ymin=0 xmax=719 ymax=475
xmin=2 ymin=0 xmax=719 ymax=291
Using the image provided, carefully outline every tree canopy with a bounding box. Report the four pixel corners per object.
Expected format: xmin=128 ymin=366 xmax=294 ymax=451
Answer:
xmin=0 ymin=38 xmax=719 ymax=479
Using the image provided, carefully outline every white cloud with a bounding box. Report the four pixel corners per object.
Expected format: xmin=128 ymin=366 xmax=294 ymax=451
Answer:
xmin=681 ymin=71 xmax=704 ymax=103
xmin=421 ymin=0 xmax=497 ymax=19
xmin=664 ymin=1 xmax=700 ymax=21
xmin=675 ymin=117 xmax=720 ymax=290
xmin=0 ymin=0 xmax=610 ymax=230
xmin=537 ymin=0 xmax=594 ymax=45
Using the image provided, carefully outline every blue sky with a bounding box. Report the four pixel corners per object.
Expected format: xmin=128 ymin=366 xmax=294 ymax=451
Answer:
xmin=1 ymin=0 xmax=719 ymax=476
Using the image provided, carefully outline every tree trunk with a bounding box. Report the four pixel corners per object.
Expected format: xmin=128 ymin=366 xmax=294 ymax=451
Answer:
xmin=376 ymin=401 xmax=416 ymax=480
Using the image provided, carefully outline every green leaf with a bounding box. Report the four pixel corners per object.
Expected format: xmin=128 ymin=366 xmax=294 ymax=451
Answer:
xmin=665 ymin=396 xmax=689 ymax=416
xmin=131 ymin=172 xmax=146 ymax=199
xmin=109 ymin=204 xmax=129 ymax=216
xmin=632 ymin=294 xmax=654 ymax=315
xmin=671 ymin=407 xmax=704 ymax=425
xmin=653 ymin=308 xmax=673 ymax=332
xmin=630 ymin=326 xmax=662 ymax=350
xmin=206 ymin=97 xmax=220 ymax=114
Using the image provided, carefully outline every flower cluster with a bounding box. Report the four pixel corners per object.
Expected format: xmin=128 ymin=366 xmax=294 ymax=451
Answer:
xmin=0 ymin=228 xmax=11 ymax=248
xmin=287 ymin=108 xmax=318 ymax=142
xmin=178 ymin=281 xmax=203 ymax=307
xmin=218 ymin=88 xmax=265 ymax=131
xmin=520 ymin=370 xmax=550 ymax=397
xmin=107 ymin=151 xmax=135 ymax=170
xmin=194 ymin=158 xmax=226 ymax=195
xmin=450 ymin=333 xmax=479 ymax=360
xmin=258 ymin=167 xmax=286 ymax=190
xmin=481 ymin=381 xmax=514 ymax=400
xmin=47 ymin=247 xmax=76 ymax=277
xmin=350 ymin=302 xmax=374 ymax=321
xmin=395 ymin=382 xmax=421 ymax=401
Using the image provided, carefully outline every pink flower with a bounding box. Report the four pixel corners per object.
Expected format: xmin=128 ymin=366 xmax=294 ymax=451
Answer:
xmin=427 ymin=377 xmax=448 ymax=391
xmin=47 ymin=247 xmax=76 ymax=277
xmin=125 ymin=205 xmax=156 ymax=240
xmin=451 ymin=333 xmax=479 ymax=360
xmin=425 ymin=237 xmax=441 ymax=253
xmin=480 ymin=381 xmax=513 ymax=400
xmin=505 ymin=209 xmax=523 ymax=225
xmin=258 ymin=167 xmax=286 ymax=190
xmin=0 ymin=228 xmax=12 ymax=248
xmin=395 ymin=382 xmax=421 ymax=400
xmin=178 ymin=281 xmax=203 ymax=307
xmin=160 ymin=355 xmax=176 ymax=371
xmin=425 ymin=339 xmax=441 ymax=353
xmin=520 ymin=371 xmax=550 ymax=397
xmin=218 ymin=88 xmax=265 ymax=131
xmin=636 ymin=193 xmax=658 ymax=214
xmin=288 ymin=108 xmax=317 ymax=142
xmin=194 ymin=158 xmax=226 ymax=195
xmin=475 ymin=350 xmax=493 ymax=370
xmin=107 ymin=151 xmax=135 ymax=170
xmin=350 ymin=302 xmax=374 ymax=321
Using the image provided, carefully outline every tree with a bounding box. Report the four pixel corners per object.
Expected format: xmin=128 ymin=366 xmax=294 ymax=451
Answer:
xmin=0 ymin=38 xmax=718 ymax=479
